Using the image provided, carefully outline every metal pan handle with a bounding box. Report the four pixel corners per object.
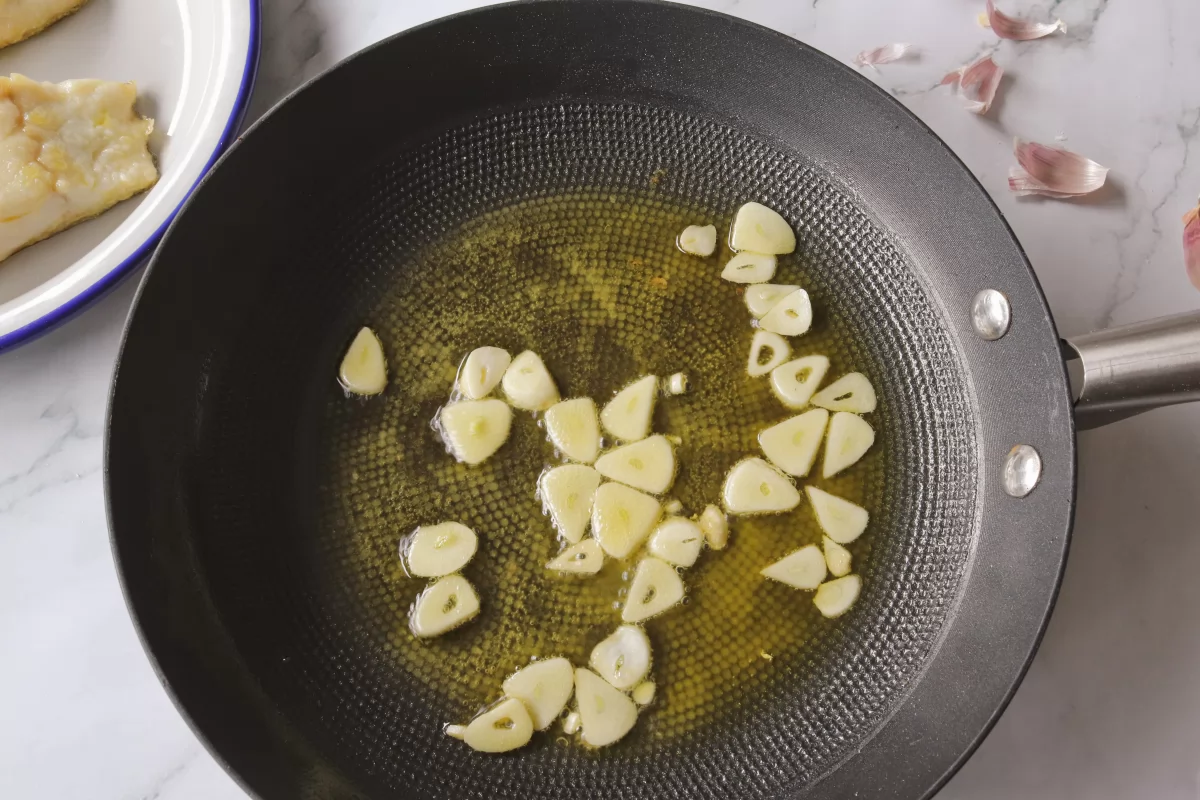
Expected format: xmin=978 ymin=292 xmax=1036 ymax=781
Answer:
xmin=1064 ymin=311 xmax=1200 ymax=429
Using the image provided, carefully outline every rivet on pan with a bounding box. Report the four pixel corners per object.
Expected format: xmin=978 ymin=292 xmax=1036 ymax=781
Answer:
xmin=1002 ymin=445 xmax=1041 ymax=497
xmin=972 ymin=289 xmax=1011 ymax=341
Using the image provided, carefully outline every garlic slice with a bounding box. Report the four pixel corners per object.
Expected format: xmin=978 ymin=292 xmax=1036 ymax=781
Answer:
xmin=813 ymin=574 xmax=862 ymax=618
xmin=805 ymin=486 xmax=869 ymax=544
xmin=678 ymin=224 xmax=717 ymax=256
xmin=444 ymin=724 xmax=467 ymax=740
xmin=632 ymin=681 xmax=656 ymax=706
xmin=759 ymin=289 xmax=812 ymax=337
xmin=338 ymin=327 xmax=388 ymax=395
xmin=722 ymin=457 xmax=800 ymax=515
xmin=622 ymin=556 xmax=685 ymax=623
xmin=410 ymin=575 xmax=480 ymax=638
xmin=539 ymin=465 xmax=601 ymax=544
xmin=544 ymin=397 xmax=601 ymax=463
xmin=438 ymin=399 xmax=513 ymax=465
xmin=730 ymin=202 xmax=796 ymax=254
xmin=601 ymin=375 xmax=658 ymax=442
xmin=666 ymin=373 xmax=688 ymax=395
xmin=594 ymin=434 xmax=676 ymax=494
xmin=463 ymin=697 xmax=534 ymax=753
xmin=502 ymin=657 xmax=575 ymax=730
xmin=404 ymin=522 xmax=478 ymax=578
xmin=458 ymin=347 xmax=511 ymax=400
xmin=744 ymin=283 xmax=799 ymax=317
xmin=591 ymin=482 xmax=662 ymax=558
xmin=1186 ymin=204 xmax=1200 ymax=291
xmin=747 ymin=330 xmax=791 ymax=377
xmin=822 ymin=411 xmax=875 ymax=478
xmin=697 ymin=504 xmax=729 ymax=550
xmin=574 ymin=668 xmax=639 ymax=748
xmin=647 ymin=517 xmax=704 ymax=567
xmin=757 ymin=408 xmax=829 ymax=477
xmin=761 ymin=544 xmax=827 ymax=590
xmin=823 ymin=536 xmax=852 ymax=578
xmin=563 ymin=711 xmax=582 ymax=735
xmin=546 ymin=538 xmax=605 ymax=575
xmin=721 ymin=252 xmax=777 ymax=284
xmin=810 ymin=372 xmax=877 ymax=413
xmin=502 ymin=350 xmax=560 ymax=411
xmin=589 ymin=625 xmax=652 ymax=690
xmin=770 ymin=355 xmax=830 ymax=409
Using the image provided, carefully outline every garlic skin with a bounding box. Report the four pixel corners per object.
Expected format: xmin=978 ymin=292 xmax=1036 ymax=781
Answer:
xmin=502 ymin=657 xmax=575 ymax=730
xmin=462 ymin=697 xmax=534 ymax=753
xmin=985 ymin=0 xmax=1063 ymax=40
xmin=814 ymin=574 xmax=862 ymax=618
xmin=721 ymin=252 xmax=777 ymax=284
xmin=438 ymin=400 xmax=513 ymax=465
xmin=601 ymin=375 xmax=658 ymax=442
xmin=722 ymin=457 xmax=800 ymax=515
xmin=622 ymin=557 xmax=685 ymax=623
xmin=854 ymin=42 xmax=915 ymax=68
xmin=761 ymin=544 xmax=827 ymax=590
xmin=338 ymin=327 xmax=387 ymax=395
xmin=729 ymin=202 xmax=796 ymax=254
xmin=1008 ymin=139 xmax=1108 ymax=198
xmin=502 ymin=350 xmax=560 ymax=411
xmin=409 ymin=575 xmax=481 ymax=638
xmin=747 ymin=331 xmax=791 ymax=377
xmin=458 ymin=347 xmax=511 ymax=400
xmin=403 ymin=522 xmax=478 ymax=578
xmin=678 ymin=224 xmax=718 ymax=256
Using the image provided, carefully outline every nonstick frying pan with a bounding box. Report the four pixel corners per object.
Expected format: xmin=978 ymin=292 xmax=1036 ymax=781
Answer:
xmin=105 ymin=2 xmax=1200 ymax=799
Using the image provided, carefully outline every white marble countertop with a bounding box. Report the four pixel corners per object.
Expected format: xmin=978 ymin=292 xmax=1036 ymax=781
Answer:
xmin=2 ymin=1 xmax=1199 ymax=798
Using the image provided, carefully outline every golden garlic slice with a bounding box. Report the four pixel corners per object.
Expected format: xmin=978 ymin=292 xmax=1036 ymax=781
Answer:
xmin=462 ymin=697 xmax=534 ymax=753
xmin=438 ymin=399 xmax=513 ymax=465
xmin=744 ymin=283 xmax=799 ymax=317
xmin=814 ymin=574 xmax=862 ymax=618
xmin=621 ymin=556 xmax=685 ymax=623
xmin=404 ymin=522 xmax=478 ymax=578
xmin=594 ymin=434 xmax=676 ymax=494
xmin=721 ymin=252 xmax=777 ymax=284
xmin=805 ymin=486 xmax=869 ymax=544
xmin=730 ymin=202 xmax=796 ymax=254
xmin=544 ymin=397 xmax=601 ymax=463
xmin=502 ymin=350 xmax=560 ymax=411
xmin=545 ymin=538 xmax=605 ymax=575
xmin=722 ymin=457 xmax=800 ymax=515
xmin=338 ymin=327 xmax=387 ymax=395
xmin=646 ymin=517 xmax=704 ymax=567
xmin=589 ymin=625 xmax=651 ymax=690
xmin=822 ymin=411 xmax=875 ymax=478
xmin=761 ymin=544 xmax=827 ymax=590
xmin=600 ymin=375 xmax=658 ymax=442
xmin=410 ymin=575 xmax=480 ymax=638
xmin=591 ymin=482 xmax=662 ymax=558
xmin=770 ymin=355 xmax=830 ymax=409
xmin=574 ymin=668 xmax=639 ymax=748
xmin=748 ymin=330 xmax=791 ymax=377
xmin=502 ymin=657 xmax=575 ymax=730
xmin=757 ymin=408 xmax=829 ymax=478
xmin=539 ymin=465 xmax=601 ymax=544
xmin=458 ymin=346 xmax=511 ymax=400
xmin=811 ymin=372 xmax=877 ymax=414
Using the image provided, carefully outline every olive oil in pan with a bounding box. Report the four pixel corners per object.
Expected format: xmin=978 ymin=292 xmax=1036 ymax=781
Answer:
xmin=314 ymin=190 xmax=886 ymax=742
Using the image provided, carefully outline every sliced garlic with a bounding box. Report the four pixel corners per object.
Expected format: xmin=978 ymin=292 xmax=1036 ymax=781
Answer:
xmin=502 ymin=350 xmax=560 ymax=411
xmin=647 ymin=517 xmax=704 ymax=567
xmin=759 ymin=289 xmax=813 ymax=337
xmin=770 ymin=355 xmax=830 ymax=409
xmin=678 ymin=224 xmax=717 ymax=256
xmin=721 ymin=252 xmax=777 ymax=284
xmin=600 ymin=375 xmax=657 ymax=442
xmin=666 ymin=373 xmax=688 ymax=395
xmin=458 ymin=346 xmax=511 ymax=400
xmin=574 ymin=668 xmax=638 ymax=748
xmin=757 ymin=408 xmax=829 ymax=477
xmin=539 ymin=465 xmax=601 ymax=544
xmin=814 ymin=574 xmax=862 ymax=618
xmin=662 ymin=498 xmax=683 ymax=515
xmin=823 ymin=536 xmax=852 ymax=577
xmin=697 ymin=504 xmax=729 ymax=550
xmin=748 ymin=330 xmax=791 ymax=377
xmin=563 ymin=711 xmax=582 ymax=735
xmin=730 ymin=202 xmax=796 ymax=254
xmin=744 ymin=283 xmax=799 ymax=317
xmin=410 ymin=575 xmax=480 ymax=638
xmin=462 ymin=697 xmax=534 ymax=753
xmin=594 ymin=435 xmax=676 ymax=494
xmin=438 ymin=399 xmax=513 ymax=465
xmin=722 ymin=457 xmax=800 ymax=515
xmin=545 ymin=538 xmax=605 ymax=575
xmin=589 ymin=625 xmax=652 ymax=690
xmin=622 ymin=556 xmax=685 ymax=623
xmin=761 ymin=544 xmax=827 ymax=590
xmin=822 ymin=411 xmax=875 ymax=478
xmin=591 ymin=482 xmax=662 ymax=558
xmin=810 ymin=372 xmax=877 ymax=414
xmin=338 ymin=327 xmax=388 ymax=395
xmin=444 ymin=724 xmax=467 ymax=740
xmin=502 ymin=657 xmax=575 ymax=730
xmin=544 ymin=397 xmax=601 ymax=463
xmin=805 ymin=486 xmax=869 ymax=543
xmin=404 ymin=522 xmax=478 ymax=578
xmin=632 ymin=681 xmax=656 ymax=706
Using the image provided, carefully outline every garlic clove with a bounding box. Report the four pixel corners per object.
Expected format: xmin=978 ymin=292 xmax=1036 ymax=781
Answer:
xmin=544 ymin=397 xmax=601 ymax=463
xmin=757 ymin=408 xmax=829 ymax=477
xmin=545 ymin=538 xmax=605 ymax=575
xmin=647 ymin=517 xmax=704 ymax=567
xmin=589 ymin=625 xmax=652 ymax=690
xmin=600 ymin=375 xmax=658 ymax=442
xmin=678 ymin=224 xmax=717 ymax=256
xmin=761 ymin=544 xmax=827 ymax=590
xmin=502 ymin=350 xmax=560 ymax=411
xmin=591 ymin=482 xmax=662 ymax=558
xmin=770 ymin=355 xmax=830 ymax=409
xmin=462 ymin=697 xmax=534 ymax=753
xmin=338 ymin=327 xmax=388 ymax=395
xmin=805 ymin=486 xmax=869 ymax=544
xmin=594 ymin=434 xmax=676 ymax=494
xmin=810 ymin=372 xmax=877 ymax=414
xmin=747 ymin=330 xmax=791 ymax=377
xmin=563 ymin=711 xmax=582 ymax=735
xmin=721 ymin=252 xmax=777 ymax=284
xmin=410 ymin=575 xmax=481 ymax=638
xmin=744 ymin=283 xmax=799 ymax=317
xmin=622 ymin=556 xmax=685 ymax=623
xmin=814 ymin=574 xmax=862 ymax=618
xmin=539 ymin=465 xmax=601 ymax=544
xmin=666 ymin=373 xmax=688 ymax=395
xmin=697 ymin=504 xmax=729 ymax=550
xmin=730 ymin=202 xmax=796 ymax=254
xmin=438 ymin=399 xmax=513 ymax=465
xmin=632 ymin=681 xmax=656 ymax=706
xmin=458 ymin=346 xmax=511 ymax=400
xmin=759 ymin=289 xmax=813 ymax=337
xmin=502 ymin=657 xmax=575 ymax=730
xmin=822 ymin=412 xmax=875 ymax=478
xmin=722 ymin=457 xmax=800 ymax=515
xmin=404 ymin=522 xmax=478 ymax=578
xmin=823 ymin=536 xmax=852 ymax=577
xmin=574 ymin=668 xmax=639 ymax=748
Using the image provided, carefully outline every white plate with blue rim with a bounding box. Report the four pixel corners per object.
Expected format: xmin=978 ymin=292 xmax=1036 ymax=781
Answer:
xmin=0 ymin=0 xmax=259 ymax=351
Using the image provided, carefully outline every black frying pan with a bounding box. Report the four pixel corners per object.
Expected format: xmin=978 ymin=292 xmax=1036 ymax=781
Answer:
xmin=105 ymin=2 xmax=1200 ymax=799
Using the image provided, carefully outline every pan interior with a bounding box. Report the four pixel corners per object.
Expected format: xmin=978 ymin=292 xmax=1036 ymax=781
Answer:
xmin=187 ymin=102 xmax=977 ymax=799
